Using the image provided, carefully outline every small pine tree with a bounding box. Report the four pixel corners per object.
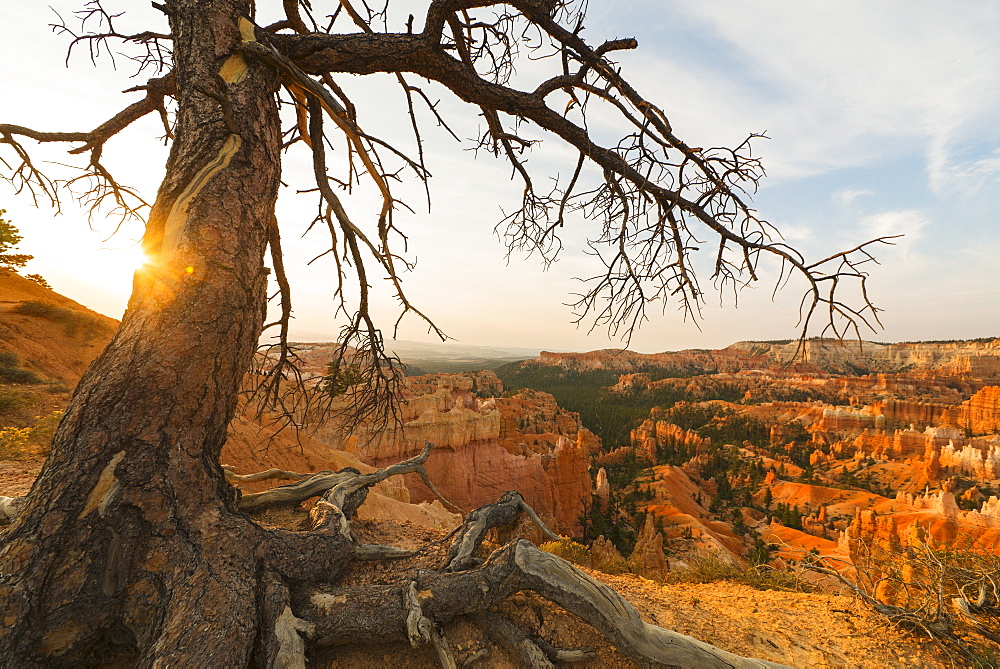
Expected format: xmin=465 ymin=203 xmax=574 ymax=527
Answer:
xmin=25 ymin=274 xmax=49 ymax=289
xmin=0 ymin=210 xmax=33 ymax=274
xmin=320 ymin=361 xmax=363 ymax=397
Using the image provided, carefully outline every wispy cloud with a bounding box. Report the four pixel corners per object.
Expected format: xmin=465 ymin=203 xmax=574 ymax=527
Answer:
xmin=859 ymin=209 xmax=929 ymax=257
xmin=927 ymin=141 xmax=1000 ymax=198
xmin=612 ymin=1 xmax=1000 ymax=187
xmin=831 ymin=188 xmax=874 ymax=209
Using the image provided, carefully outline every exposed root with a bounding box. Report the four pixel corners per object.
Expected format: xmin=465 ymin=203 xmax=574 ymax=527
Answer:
xmin=258 ymin=570 xmax=314 ymax=669
xmin=534 ymin=636 xmax=597 ymax=664
xmin=443 ymin=491 xmax=558 ymax=572
xmin=461 ymin=646 xmax=490 ymax=666
xmin=405 ymin=580 xmax=457 ymax=669
xmin=239 ymin=470 xmax=343 ymax=512
xmin=300 ymin=540 xmax=785 ymax=667
xmin=473 ymin=611 xmax=553 ymax=668
xmin=237 ymin=441 xmax=460 ymax=524
xmin=353 ymin=544 xmax=416 ymax=561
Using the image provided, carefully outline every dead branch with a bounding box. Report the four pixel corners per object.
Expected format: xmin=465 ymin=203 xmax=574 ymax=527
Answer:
xmin=221 ymin=465 xmax=309 ymax=483
xmin=804 ymin=528 xmax=1000 ymax=664
xmin=275 ymin=1 xmax=888 ymax=350
xmin=0 ymin=73 xmax=172 ymax=218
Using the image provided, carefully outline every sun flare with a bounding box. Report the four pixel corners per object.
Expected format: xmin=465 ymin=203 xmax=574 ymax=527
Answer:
xmin=92 ymin=243 xmax=151 ymax=286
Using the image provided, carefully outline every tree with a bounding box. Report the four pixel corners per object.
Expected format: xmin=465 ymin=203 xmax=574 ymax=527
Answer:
xmin=0 ymin=0 xmax=885 ymax=665
xmin=0 ymin=209 xmax=33 ymax=273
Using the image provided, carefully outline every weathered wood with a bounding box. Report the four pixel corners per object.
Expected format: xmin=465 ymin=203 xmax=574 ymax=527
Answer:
xmin=952 ymin=597 xmax=1000 ymax=644
xmin=238 ymin=470 xmax=343 ymax=512
xmin=353 ymin=544 xmax=416 ymax=561
xmin=534 ymin=638 xmax=597 ymax=664
xmin=257 ymin=570 xmax=313 ymax=669
xmin=323 ymin=443 xmax=434 ymax=510
xmin=443 ymin=491 xmax=557 ymax=572
xmin=222 ymin=465 xmax=309 ymax=483
xmin=462 ymin=647 xmax=491 ymax=666
xmin=0 ymin=495 xmax=23 ymax=522
xmin=405 ymin=580 xmax=457 ymax=669
xmin=473 ymin=612 xmax=553 ymax=669
xmin=512 ymin=542 xmax=788 ymax=668
xmin=304 ymin=540 xmax=787 ymax=668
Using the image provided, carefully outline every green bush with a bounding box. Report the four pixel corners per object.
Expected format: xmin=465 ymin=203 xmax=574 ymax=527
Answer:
xmin=0 ymin=351 xmax=42 ymax=385
xmin=0 ymin=389 xmax=33 ymax=415
xmin=0 ymin=367 xmax=42 ymax=384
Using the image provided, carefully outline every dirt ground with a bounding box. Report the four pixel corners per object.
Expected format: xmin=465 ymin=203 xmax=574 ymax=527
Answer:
xmin=295 ymin=508 xmax=952 ymax=668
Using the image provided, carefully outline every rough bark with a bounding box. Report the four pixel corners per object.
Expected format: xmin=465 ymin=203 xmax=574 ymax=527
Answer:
xmin=0 ymin=0 xmax=281 ymax=664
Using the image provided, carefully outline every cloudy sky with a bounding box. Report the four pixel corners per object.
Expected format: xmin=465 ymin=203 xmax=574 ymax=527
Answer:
xmin=2 ymin=1 xmax=999 ymax=353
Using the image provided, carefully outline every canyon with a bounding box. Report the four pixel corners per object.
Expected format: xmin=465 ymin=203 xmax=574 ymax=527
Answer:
xmin=515 ymin=342 xmax=1000 ymax=578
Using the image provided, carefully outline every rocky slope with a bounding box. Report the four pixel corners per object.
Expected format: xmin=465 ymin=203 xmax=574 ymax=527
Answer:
xmin=524 ymin=336 xmax=1000 ymax=377
xmin=735 ymin=337 xmax=1000 ymax=375
xmin=0 ymin=272 xmax=117 ymax=383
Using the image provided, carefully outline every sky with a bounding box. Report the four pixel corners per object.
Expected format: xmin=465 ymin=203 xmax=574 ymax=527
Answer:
xmin=1 ymin=1 xmax=999 ymax=354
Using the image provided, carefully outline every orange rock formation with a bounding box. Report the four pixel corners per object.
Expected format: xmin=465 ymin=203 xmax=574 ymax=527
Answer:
xmin=314 ymin=373 xmax=595 ymax=535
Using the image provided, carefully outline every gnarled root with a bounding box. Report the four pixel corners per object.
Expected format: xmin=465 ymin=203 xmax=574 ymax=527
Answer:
xmin=299 ymin=540 xmax=787 ymax=668
xmin=473 ymin=611 xmax=555 ymax=668
xmin=443 ymin=490 xmax=559 ymax=572
xmin=252 ymin=467 xmax=782 ymax=666
xmin=405 ymin=580 xmax=458 ymax=669
xmin=473 ymin=611 xmax=596 ymax=666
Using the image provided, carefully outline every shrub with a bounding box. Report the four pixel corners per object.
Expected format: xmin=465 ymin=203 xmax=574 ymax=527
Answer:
xmin=0 ymin=352 xmax=42 ymax=385
xmin=0 ymin=367 xmax=42 ymax=384
xmin=0 ymin=426 xmax=32 ymax=459
xmin=44 ymin=382 xmax=72 ymax=394
xmin=808 ymin=528 xmax=1000 ymax=666
xmin=0 ymin=410 xmax=62 ymax=460
xmin=0 ymin=390 xmax=32 ymax=416
xmin=13 ymin=301 xmax=113 ymax=340
xmin=539 ymin=537 xmax=592 ymax=568
xmin=669 ymin=550 xmax=811 ymax=592
xmin=27 ymin=410 xmax=62 ymax=453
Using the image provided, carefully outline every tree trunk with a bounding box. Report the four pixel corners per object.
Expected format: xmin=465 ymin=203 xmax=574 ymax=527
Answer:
xmin=0 ymin=1 xmax=282 ymax=664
